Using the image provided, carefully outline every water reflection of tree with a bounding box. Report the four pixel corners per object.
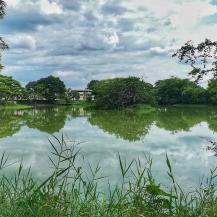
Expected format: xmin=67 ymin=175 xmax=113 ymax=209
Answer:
xmin=25 ymin=107 xmax=70 ymax=134
xmin=0 ymin=106 xmax=91 ymax=138
xmin=0 ymin=108 xmax=70 ymax=137
xmin=88 ymin=110 xmax=155 ymax=142
xmin=155 ymin=107 xmax=210 ymax=133
xmin=207 ymin=110 xmax=217 ymax=132
xmin=1 ymin=106 xmax=217 ymax=141
xmin=0 ymin=110 xmax=25 ymax=138
xmin=88 ymin=107 xmax=217 ymax=141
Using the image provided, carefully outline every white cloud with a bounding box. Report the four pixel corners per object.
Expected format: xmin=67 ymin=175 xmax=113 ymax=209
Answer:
xmin=8 ymin=34 xmax=36 ymax=50
xmin=103 ymin=31 xmax=119 ymax=47
xmin=6 ymin=0 xmax=19 ymax=7
xmin=2 ymin=0 xmax=217 ymax=87
xmin=39 ymin=0 xmax=62 ymax=15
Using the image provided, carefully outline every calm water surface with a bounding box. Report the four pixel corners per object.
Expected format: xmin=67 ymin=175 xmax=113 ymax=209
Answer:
xmin=1 ymin=106 xmax=217 ymax=188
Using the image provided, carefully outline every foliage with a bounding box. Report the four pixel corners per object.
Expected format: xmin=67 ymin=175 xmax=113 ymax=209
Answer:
xmin=0 ymin=75 xmax=24 ymax=103
xmin=0 ymin=0 xmax=9 ymax=70
xmin=182 ymin=85 xmax=208 ymax=104
xmin=173 ymin=39 xmax=217 ymax=81
xmin=0 ymin=137 xmax=217 ymax=216
xmin=66 ymin=89 xmax=80 ymax=101
xmin=25 ymin=81 xmax=37 ymax=91
xmin=93 ymin=77 xmax=154 ymax=109
xmin=87 ymin=80 xmax=99 ymax=90
xmin=31 ymin=76 xmax=66 ymax=102
xmin=0 ymin=0 xmax=6 ymax=18
xmin=207 ymin=79 xmax=217 ymax=104
xmin=0 ymin=74 xmax=215 ymax=106
xmin=155 ymin=77 xmax=207 ymax=105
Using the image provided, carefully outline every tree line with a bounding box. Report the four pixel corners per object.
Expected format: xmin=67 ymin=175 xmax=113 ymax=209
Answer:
xmin=2 ymin=72 xmax=217 ymax=108
xmin=0 ymin=75 xmax=68 ymax=104
xmin=88 ymin=76 xmax=217 ymax=109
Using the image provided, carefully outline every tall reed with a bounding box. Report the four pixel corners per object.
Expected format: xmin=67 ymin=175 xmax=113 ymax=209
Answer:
xmin=0 ymin=136 xmax=216 ymax=216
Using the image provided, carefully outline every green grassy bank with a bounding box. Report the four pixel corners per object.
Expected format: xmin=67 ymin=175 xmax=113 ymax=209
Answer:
xmin=0 ymin=103 xmax=32 ymax=110
xmin=71 ymin=101 xmax=156 ymax=113
xmin=0 ymin=137 xmax=216 ymax=217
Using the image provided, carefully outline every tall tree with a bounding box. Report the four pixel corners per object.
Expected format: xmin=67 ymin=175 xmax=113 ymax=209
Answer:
xmin=93 ymin=77 xmax=154 ymax=109
xmin=87 ymin=80 xmax=99 ymax=90
xmin=34 ymin=76 xmax=66 ymax=102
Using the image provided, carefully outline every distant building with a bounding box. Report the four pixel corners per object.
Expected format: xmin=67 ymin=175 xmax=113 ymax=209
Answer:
xmin=67 ymin=89 xmax=93 ymax=101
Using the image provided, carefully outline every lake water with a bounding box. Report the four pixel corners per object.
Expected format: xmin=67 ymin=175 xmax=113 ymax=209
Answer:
xmin=1 ymin=106 xmax=217 ymax=189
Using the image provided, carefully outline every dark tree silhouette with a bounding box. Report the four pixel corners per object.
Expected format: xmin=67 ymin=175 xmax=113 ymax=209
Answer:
xmin=173 ymin=39 xmax=217 ymax=81
xmin=0 ymin=0 xmax=6 ymax=18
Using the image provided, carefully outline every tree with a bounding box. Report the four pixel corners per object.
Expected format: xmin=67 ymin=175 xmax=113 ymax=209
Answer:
xmin=182 ymin=86 xmax=207 ymax=104
xmin=87 ymin=80 xmax=99 ymax=90
xmin=155 ymin=77 xmax=206 ymax=105
xmin=25 ymin=81 xmax=40 ymax=100
xmin=26 ymin=81 xmax=37 ymax=91
xmin=0 ymin=0 xmax=9 ymax=71
xmin=207 ymin=79 xmax=217 ymax=104
xmin=33 ymin=76 xmax=66 ymax=102
xmin=173 ymin=39 xmax=217 ymax=81
xmin=93 ymin=77 xmax=154 ymax=109
xmin=0 ymin=75 xmax=24 ymax=103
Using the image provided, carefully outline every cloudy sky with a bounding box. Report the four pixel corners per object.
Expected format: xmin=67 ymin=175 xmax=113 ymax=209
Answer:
xmin=1 ymin=0 xmax=217 ymax=88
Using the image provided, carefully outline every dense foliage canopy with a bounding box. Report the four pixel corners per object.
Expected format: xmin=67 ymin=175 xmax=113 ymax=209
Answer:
xmin=1 ymin=74 xmax=217 ymax=107
xmin=26 ymin=76 xmax=66 ymax=102
xmin=91 ymin=77 xmax=154 ymax=109
xmin=0 ymin=75 xmax=24 ymax=103
xmin=155 ymin=77 xmax=207 ymax=105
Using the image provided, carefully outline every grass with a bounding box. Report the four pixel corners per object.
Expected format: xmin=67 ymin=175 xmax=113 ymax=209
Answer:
xmin=72 ymin=100 xmax=95 ymax=109
xmin=0 ymin=103 xmax=32 ymax=110
xmin=0 ymin=136 xmax=216 ymax=216
xmin=133 ymin=104 xmax=156 ymax=114
xmin=80 ymin=101 xmax=156 ymax=113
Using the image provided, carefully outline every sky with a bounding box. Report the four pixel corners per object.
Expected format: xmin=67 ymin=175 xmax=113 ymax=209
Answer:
xmin=1 ymin=0 xmax=217 ymax=88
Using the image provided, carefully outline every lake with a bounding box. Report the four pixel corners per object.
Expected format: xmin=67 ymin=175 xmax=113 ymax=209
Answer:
xmin=1 ymin=106 xmax=217 ymax=189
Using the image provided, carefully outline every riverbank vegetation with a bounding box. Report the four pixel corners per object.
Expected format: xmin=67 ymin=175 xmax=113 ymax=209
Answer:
xmin=88 ymin=76 xmax=216 ymax=108
xmin=2 ymin=73 xmax=217 ymax=110
xmin=0 ymin=137 xmax=216 ymax=217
